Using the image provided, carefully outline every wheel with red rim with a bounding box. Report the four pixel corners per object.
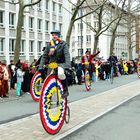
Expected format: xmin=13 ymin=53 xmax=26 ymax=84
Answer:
xmin=40 ymin=74 xmax=67 ymax=134
xmin=30 ymin=71 xmax=43 ymax=101
xmin=85 ymin=69 xmax=91 ymax=91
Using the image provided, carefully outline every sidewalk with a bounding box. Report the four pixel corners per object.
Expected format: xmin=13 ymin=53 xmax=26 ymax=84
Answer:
xmin=0 ymin=89 xmax=29 ymax=102
xmin=0 ymin=80 xmax=140 ymax=140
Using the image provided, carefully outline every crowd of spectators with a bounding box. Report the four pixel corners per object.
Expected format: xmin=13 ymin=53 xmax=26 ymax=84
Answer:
xmin=0 ymin=57 xmax=139 ymax=99
xmin=0 ymin=59 xmax=37 ymax=98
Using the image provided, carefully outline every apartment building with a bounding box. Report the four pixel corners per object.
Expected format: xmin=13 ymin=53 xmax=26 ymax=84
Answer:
xmin=135 ymin=15 xmax=140 ymax=56
xmin=70 ymin=2 xmax=136 ymax=61
xmin=0 ymin=0 xmax=71 ymax=64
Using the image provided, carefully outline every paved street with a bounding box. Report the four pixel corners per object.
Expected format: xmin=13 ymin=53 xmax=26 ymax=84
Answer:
xmin=62 ymin=94 xmax=140 ymax=140
xmin=0 ymin=74 xmax=138 ymax=124
xmin=0 ymin=74 xmax=140 ymax=140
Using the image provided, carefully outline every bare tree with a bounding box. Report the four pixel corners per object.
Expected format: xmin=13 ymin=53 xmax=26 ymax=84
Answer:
xmin=66 ymin=0 xmax=106 ymax=47
xmin=66 ymin=0 xmax=86 ymax=46
xmin=85 ymin=0 xmax=120 ymax=52
xmin=123 ymin=0 xmax=140 ymax=59
xmin=11 ymin=0 xmax=42 ymax=64
xmin=109 ymin=0 xmax=127 ymax=55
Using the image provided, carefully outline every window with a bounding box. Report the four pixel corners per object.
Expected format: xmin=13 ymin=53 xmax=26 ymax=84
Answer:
xmin=86 ymin=48 xmax=91 ymax=54
xmin=9 ymin=39 xmax=15 ymax=55
xmin=29 ymin=0 xmax=33 ymax=3
xmin=78 ymin=9 xmax=83 ymax=17
xmin=20 ymin=40 xmax=25 ymax=55
xmin=29 ymin=17 xmax=34 ymax=30
xmin=59 ymin=23 xmax=62 ymax=33
xmin=45 ymin=0 xmax=49 ymax=10
xmin=0 ymin=38 xmax=4 ymax=55
xmin=52 ymin=22 xmax=56 ymax=30
xmin=0 ymin=11 xmax=4 ymax=26
xmin=22 ymin=16 xmax=25 ymax=29
xmin=29 ymin=41 xmax=34 ymax=55
xmin=86 ymin=22 xmax=91 ymax=30
xmin=9 ymin=13 xmax=15 ymax=27
xmin=52 ymin=1 xmax=56 ymax=12
xmin=45 ymin=20 xmax=49 ymax=32
xmin=78 ymin=23 xmax=83 ymax=31
xmin=45 ymin=42 xmax=49 ymax=47
xmin=37 ymin=41 xmax=42 ymax=56
xmin=37 ymin=1 xmax=42 ymax=10
xmin=94 ymin=21 xmax=98 ymax=28
xmin=86 ymin=35 xmax=91 ymax=43
xmin=59 ymin=4 xmax=62 ymax=13
xmin=78 ymin=36 xmax=83 ymax=44
xmin=37 ymin=19 xmax=42 ymax=31
xmin=78 ymin=49 xmax=83 ymax=56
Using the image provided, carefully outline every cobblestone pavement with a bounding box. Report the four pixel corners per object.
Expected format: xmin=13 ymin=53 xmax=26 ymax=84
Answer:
xmin=0 ymin=79 xmax=140 ymax=140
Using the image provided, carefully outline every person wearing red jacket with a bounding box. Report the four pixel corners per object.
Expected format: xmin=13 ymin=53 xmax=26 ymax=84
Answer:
xmin=82 ymin=50 xmax=100 ymax=65
xmin=81 ymin=50 xmax=100 ymax=79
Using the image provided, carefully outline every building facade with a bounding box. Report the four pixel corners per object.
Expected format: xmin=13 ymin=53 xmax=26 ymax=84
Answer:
xmin=70 ymin=2 xmax=137 ymax=61
xmin=0 ymin=0 xmax=71 ymax=64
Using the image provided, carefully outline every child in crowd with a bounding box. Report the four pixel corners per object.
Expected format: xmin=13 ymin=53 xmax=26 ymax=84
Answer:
xmin=16 ymin=65 xmax=24 ymax=96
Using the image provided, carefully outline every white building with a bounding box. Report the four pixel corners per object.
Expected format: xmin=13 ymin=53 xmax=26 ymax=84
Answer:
xmin=70 ymin=2 xmax=136 ymax=61
xmin=0 ymin=0 xmax=71 ymax=64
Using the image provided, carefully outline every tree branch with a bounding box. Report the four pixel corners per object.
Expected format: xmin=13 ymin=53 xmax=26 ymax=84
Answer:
xmin=74 ymin=4 xmax=103 ymax=22
xmin=1 ymin=0 xmax=19 ymax=4
xmin=23 ymin=0 xmax=42 ymax=9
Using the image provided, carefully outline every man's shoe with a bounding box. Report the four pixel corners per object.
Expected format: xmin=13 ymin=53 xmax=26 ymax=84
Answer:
xmin=62 ymin=90 xmax=69 ymax=99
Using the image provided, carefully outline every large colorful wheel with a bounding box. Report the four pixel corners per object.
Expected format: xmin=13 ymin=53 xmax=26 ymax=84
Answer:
xmin=85 ymin=69 xmax=91 ymax=91
xmin=40 ymin=74 xmax=67 ymax=134
xmin=137 ymin=67 xmax=140 ymax=78
xmin=30 ymin=71 xmax=43 ymax=101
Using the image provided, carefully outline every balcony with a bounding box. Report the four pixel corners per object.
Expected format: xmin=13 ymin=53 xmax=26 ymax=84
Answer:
xmin=45 ymin=12 xmax=50 ymax=19
xmin=58 ymin=0 xmax=63 ymax=3
xmin=0 ymin=27 xmax=5 ymax=36
xmin=59 ymin=16 xmax=62 ymax=23
xmin=29 ymin=32 xmax=35 ymax=39
xmin=9 ymin=3 xmax=16 ymax=11
xmin=38 ymin=32 xmax=43 ymax=40
xmin=0 ymin=1 xmax=5 ymax=9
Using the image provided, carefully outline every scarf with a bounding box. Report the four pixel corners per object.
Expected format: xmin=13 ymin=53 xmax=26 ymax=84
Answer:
xmin=49 ymin=38 xmax=61 ymax=55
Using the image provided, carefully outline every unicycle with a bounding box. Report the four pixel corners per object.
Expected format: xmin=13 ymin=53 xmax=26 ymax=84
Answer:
xmin=137 ymin=66 xmax=140 ymax=78
xmin=85 ymin=68 xmax=91 ymax=91
xmin=30 ymin=71 xmax=43 ymax=101
xmin=39 ymin=62 xmax=70 ymax=134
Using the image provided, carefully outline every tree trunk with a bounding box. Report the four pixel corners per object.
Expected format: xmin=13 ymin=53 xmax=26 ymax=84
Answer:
xmin=14 ymin=5 xmax=24 ymax=64
xmin=128 ymin=36 xmax=132 ymax=59
xmin=110 ymin=33 xmax=116 ymax=55
xmin=66 ymin=0 xmax=82 ymax=46
xmin=127 ymin=0 xmax=132 ymax=60
xmin=66 ymin=20 xmax=75 ymax=46
xmin=93 ymin=35 xmax=99 ymax=53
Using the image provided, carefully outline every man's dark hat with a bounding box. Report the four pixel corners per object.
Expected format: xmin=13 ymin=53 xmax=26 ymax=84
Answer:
xmin=50 ymin=30 xmax=61 ymax=36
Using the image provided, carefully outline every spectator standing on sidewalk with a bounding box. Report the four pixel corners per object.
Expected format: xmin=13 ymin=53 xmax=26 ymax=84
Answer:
xmin=8 ymin=60 xmax=16 ymax=89
xmin=123 ymin=61 xmax=128 ymax=75
xmin=1 ymin=60 xmax=9 ymax=98
xmin=21 ymin=60 xmax=30 ymax=94
xmin=76 ymin=62 xmax=83 ymax=85
xmin=0 ymin=61 xmax=4 ymax=98
xmin=16 ymin=65 xmax=24 ymax=96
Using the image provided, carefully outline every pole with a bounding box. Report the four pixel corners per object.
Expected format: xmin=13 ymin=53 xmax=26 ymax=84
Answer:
xmin=80 ymin=8 xmax=83 ymax=56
